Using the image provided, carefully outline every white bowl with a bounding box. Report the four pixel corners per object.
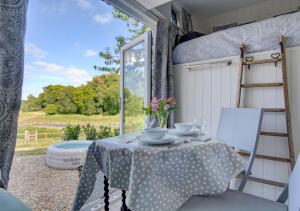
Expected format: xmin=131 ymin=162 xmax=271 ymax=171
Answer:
xmin=175 ymin=123 xmax=194 ymax=132
xmin=144 ymin=128 xmax=168 ymax=140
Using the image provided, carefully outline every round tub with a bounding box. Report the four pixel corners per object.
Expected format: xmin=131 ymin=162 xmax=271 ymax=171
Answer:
xmin=46 ymin=140 xmax=93 ymax=169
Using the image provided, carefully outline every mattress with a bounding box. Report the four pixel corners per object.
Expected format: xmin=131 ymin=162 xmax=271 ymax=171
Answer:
xmin=173 ymin=11 xmax=300 ymax=64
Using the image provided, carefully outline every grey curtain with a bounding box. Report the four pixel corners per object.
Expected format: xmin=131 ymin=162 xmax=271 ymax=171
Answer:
xmin=153 ymin=20 xmax=178 ymax=128
xmin=0 ymin=0 xmax=28 ymax=189
xmin=182 ymin=8 xmax=193 ymax=33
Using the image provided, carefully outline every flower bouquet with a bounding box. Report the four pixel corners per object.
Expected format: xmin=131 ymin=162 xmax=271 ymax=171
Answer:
xmin=143 ymin=97 xmax=176 ymax=128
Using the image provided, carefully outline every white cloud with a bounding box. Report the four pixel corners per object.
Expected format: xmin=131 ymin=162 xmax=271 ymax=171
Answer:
xmin=32 ymin=61 xmax=92 ymax=85
xmin=64 ymin=67 xmax=92 ymax=84
xmin=73 ymin=42 xmax=80 ymax=48
xmin=25 ymin=43 xmax=48 ymax=58
xmin=93 ymin=13 xmax=113 ymax=24
xmin=84 ymin=49 xmax=98 ymax=57
xmin=76 ymin=0 xmax=91 ymax=10
xmin=24 ymin=64 xmax=35 ymax=71
xmin=33 ymin=61 xmax=64 ymax=72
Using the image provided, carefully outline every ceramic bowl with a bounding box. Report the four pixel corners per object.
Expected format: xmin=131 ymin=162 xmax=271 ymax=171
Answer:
xmin=175 ymin=123 xmax=194 ymax=132
xmin=144 ymin=128 xmax=168 ymax=140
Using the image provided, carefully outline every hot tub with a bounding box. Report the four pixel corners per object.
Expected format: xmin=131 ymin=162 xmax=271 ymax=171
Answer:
xmin=46 ymin=140 xmax=93 ymax=169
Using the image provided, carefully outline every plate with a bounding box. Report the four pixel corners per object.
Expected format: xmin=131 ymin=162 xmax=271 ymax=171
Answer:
xmin=169 ymin=129 xmax=202 ymax=137
xmin=137 ymin=134 xmax=176 ymax=145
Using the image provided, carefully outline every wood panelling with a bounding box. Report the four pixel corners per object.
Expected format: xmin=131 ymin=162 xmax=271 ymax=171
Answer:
xmin=174 ymin=47 xmax=300 ymax=200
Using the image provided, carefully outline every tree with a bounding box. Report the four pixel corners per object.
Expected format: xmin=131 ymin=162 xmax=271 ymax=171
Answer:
xmin=87 ymin=73 xmax=120 ymax=115
xmin=94 ymin=8 xmax=149 ymax=74
xmin=21 ymin=95 xmax=41 ymax=112
xmin=38 ymin=85 xmax=78 ymax=114
xmin=21 ymin=74 xmax=125 ymax=116
xmin=73 ymin=85 xmax=97 ymax=116
xmin=45 ymin=104 xmax=58 ymax=115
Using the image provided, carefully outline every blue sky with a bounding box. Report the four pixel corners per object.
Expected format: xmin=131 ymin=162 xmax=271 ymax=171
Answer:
xmin=23 ymin=0 xmax=131 ymax=99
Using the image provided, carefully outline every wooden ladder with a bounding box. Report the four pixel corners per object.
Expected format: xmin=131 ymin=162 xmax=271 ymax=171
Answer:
xmin=236 ymin=35 xmax=295 ymax=188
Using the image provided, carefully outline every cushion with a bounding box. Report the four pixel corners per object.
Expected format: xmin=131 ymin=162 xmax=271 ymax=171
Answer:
xmin=178 ymin=190 xmax=287 ymax=211
xmin=0 ymin=188 xmax=31 ymax=211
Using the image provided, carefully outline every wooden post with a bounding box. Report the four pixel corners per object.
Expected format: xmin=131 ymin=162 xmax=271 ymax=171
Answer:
xmin=279 ymin=35 xmax=295 ymax=168
xmin=35 ymin=130 xmax=38 ymax=143
xmin=24 ymin=130 xmax=28 ymax=144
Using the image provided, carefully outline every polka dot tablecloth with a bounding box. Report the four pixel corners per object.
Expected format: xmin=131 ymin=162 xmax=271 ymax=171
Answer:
xmin=72 ymin=134 xmax=247 ymax=211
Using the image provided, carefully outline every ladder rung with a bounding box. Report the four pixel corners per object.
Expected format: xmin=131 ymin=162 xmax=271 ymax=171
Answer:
xmin=238 ymin=152 xmax=290 ymax=163
xmin=243 ymin=58 xmax=281 ymax=65
xmin=241 ymin=83 xmax=283 ymax=88
xmin=260 ymin=131 xmax=288 ymax=137
xmin=263 ymin=108 xmax=285 ymax=112
xmin=236 ymin=175 xmax=286 ymax=187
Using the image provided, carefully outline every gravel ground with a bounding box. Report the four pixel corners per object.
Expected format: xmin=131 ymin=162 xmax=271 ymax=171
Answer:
xmin=8 ymin=155 xmax=79 ymax=211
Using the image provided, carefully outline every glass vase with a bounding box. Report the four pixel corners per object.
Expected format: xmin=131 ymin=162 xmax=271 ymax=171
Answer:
xmin=158 ymin=112 xmax=169 ymax=129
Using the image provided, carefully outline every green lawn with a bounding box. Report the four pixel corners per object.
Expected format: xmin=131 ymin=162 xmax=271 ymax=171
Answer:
xmin=16 ymin=112 xmax=143 ymax=156
xmin=15 ymin=148 xmax=48 ymax=156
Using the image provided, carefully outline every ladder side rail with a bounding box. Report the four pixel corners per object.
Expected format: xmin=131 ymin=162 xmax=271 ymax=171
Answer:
xmin=280 ymin=35 xmax=295 ymax=168
xmin=236 ymin=44 xmax=245 ymax=107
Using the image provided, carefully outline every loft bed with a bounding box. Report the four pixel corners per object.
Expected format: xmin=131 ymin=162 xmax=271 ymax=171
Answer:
xmin=173 ymin=11 xmax=300 ymax=65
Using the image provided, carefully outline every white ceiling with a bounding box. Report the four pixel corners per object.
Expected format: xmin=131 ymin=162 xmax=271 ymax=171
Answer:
xmin=136 ymin=0 xmax=270 ymax=19
xmin=174 ymin=0 xmax=270 ymax=19
xmin=135 ymin=0 xmax=172 ymax=9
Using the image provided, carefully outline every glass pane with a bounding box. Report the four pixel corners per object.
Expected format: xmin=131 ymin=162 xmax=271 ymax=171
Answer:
xmin=123 ymin=41 xmax=145 ymax=133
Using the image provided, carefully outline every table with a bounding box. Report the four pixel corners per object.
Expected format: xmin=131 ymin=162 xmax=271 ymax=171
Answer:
xmin=72 ymin=133 xmax=246 ymax=211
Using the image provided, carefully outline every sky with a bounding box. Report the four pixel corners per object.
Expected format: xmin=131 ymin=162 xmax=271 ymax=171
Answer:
xmin=23 ymin=0 xmax=131 ymax=99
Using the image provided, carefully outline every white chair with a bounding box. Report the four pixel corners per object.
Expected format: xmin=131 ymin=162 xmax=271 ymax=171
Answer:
xmin=178 ymin=155 xmax=300 ymax=211
xmin=216 ymin=108 xmax=263 ymax=191
xmin=178 ymin=108 xmax=299 ymax=211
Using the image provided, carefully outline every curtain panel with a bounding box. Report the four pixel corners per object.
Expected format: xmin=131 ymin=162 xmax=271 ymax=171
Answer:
xmin=153 ymin=20 xmax=178 ymax=128
xmin=182 ymin=8 xmax=193 ymax=33
xmin=0 ymin=0 xmax=28 ymax=189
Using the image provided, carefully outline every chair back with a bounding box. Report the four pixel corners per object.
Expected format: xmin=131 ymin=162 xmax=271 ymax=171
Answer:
xmin=288 ymin=156 xmax=300 ymax=211
xmin=216 ymin=108 xmax=263 ymax=191
xmin=216 ymin=108 xmax=263 ymax=152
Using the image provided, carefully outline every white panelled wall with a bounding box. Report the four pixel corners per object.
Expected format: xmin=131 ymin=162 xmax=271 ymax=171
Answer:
xmin=174 ymin=47 xmax=300 ymax=200
xmin=196 ymin=0 xmax=300 ymax=33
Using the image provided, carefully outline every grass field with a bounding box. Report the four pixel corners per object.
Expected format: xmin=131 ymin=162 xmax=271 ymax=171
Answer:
xmin=17 ymin=112 xmax=143 ymax=155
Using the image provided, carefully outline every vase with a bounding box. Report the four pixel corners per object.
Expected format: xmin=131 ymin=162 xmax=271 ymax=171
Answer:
xmin=145 ymin=115 xmax=155 ymax=128
xmin=158 ymin=112 xmax=169 ymax=129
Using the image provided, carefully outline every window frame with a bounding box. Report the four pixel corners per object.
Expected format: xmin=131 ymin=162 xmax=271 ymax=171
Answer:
xmin=120 ymin=31 xmax=152 ymax=135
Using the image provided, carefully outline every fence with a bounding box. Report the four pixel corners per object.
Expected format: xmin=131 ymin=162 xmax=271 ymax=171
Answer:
xmin=18 ymin=125 xmax=143 ymax=144
xmin=17 ymin=130 xmax=62 ymax=143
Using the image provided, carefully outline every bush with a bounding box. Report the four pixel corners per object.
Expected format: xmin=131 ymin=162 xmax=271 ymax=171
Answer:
xmin=45 ymin=104 xmax=58 ymax=115
xmin=97 ymin=126 xmax=120 ymax=139
xmin=83 ymin=124 xmax=97 ymax=140
xmin=63 ymin=124 xmax=81 ymax=140
xmin=112 ymin=128 xmax=120 ymax=136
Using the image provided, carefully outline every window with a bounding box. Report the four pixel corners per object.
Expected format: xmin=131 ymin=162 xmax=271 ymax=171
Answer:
xmin=171 ymin=9 xmax=178 ymax=25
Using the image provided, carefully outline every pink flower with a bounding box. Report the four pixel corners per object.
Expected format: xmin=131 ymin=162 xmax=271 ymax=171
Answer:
xmin=151 ymin=97 xmax=158 ymax=104
xmin=152 ymin=104 xmax=159 ymax=112
xmin=151 ymin=97 xmax=159 ymax=113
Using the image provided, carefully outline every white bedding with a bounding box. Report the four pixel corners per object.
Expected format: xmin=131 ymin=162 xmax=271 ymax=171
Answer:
xmin=173 ymin=11 xmax=300 ymax=64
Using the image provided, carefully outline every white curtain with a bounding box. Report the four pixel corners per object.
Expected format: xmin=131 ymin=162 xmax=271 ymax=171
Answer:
xmin=0 ymin=0 xmax=28 ymax=189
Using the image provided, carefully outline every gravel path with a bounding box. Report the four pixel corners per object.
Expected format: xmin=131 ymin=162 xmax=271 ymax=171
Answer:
xmin=8 ymin=155 xmax=79 ymax=211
